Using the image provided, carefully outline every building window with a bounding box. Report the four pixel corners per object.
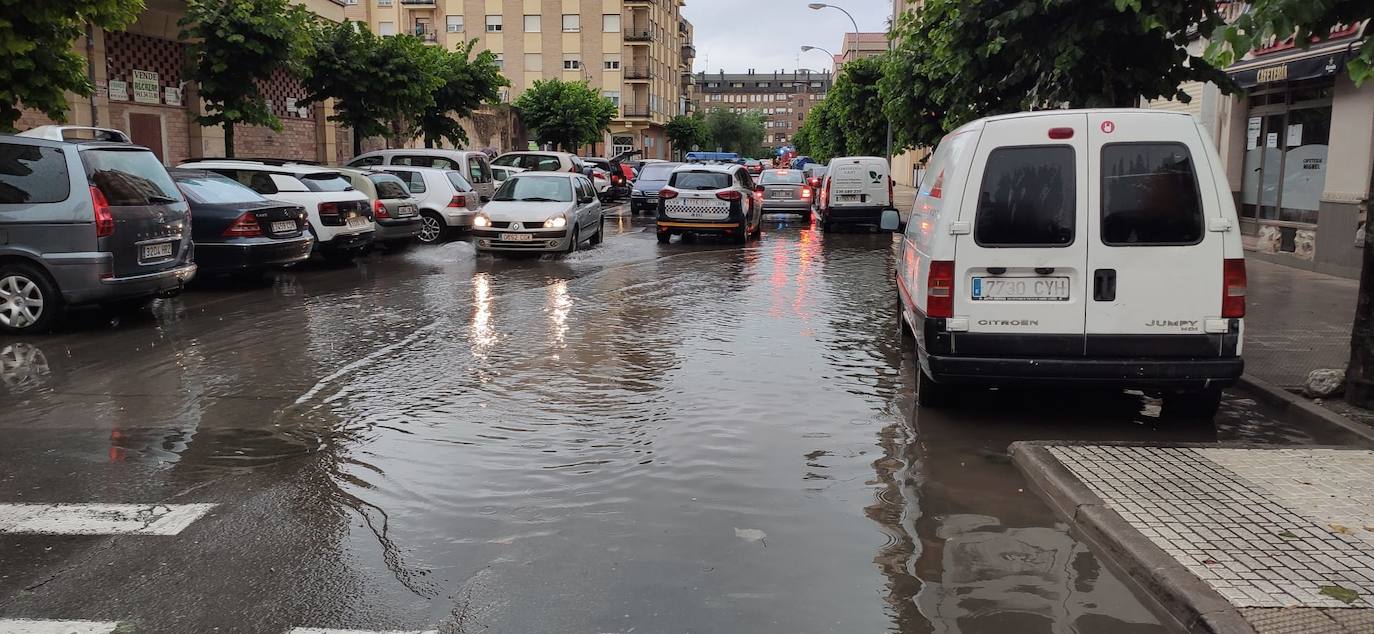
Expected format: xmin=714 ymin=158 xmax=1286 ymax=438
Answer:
xmin=485 ymin=15 xmax=502 ymax=32
xmin=562 ymin=14 xmax=580 ymax=32
xmin=811 ymin=81 xmax=821 ymax=88
xmin=604 ymin=54 xmax=620 ymax=70
xmin=1239 ymin=79 xmax=1334 ymax=226
xmin=603 ymin=14 xmax=620 ymax=32
xmin=756 ymin=82 xmax=769 ymax=88
xmin=524 ymin=53 xmax=542 ymax=72
xmin=707 ymin=82 xmax=718 ymax=88
xmin=603 ymin=90 xmax=620 ymax=107
xmin=344 ymin=0 xmax=357 ymax=5
xmin=377 ymin=0 xmax=391 ymax=5
xmin=731 ymin=82 xmax=744 ymax=88
xmin=710 ymin=94 xmax=721 ymax=101
xmin=378 ymin=21 xmax=396 ymax=36
xmin=493 ymin=53 xmax=504 ymax=70
xmin=446 ymin=15 xmax=463 ymax=32
xmin=523 ymin=15 xmax=540 ymax=32
xmin=563 ymin=55 xmax=581 ymax=70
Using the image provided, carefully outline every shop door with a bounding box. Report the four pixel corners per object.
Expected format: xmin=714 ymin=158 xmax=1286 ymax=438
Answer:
xmin=128 ymin=113 xmax=165 ymax=163
xmin=1241 ymin=112 xmax=1284 ymax=221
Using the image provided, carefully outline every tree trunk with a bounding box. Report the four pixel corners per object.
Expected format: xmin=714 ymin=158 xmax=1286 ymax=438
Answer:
xmin=1347 ymin=224 xmax=1374 ymax=406
xmin=352 ymin=122 xmax=362 ymax=157
xmin=424 ymin=136 xmax=434 ymax=149
xmin=224 ymin=122 xmax=235 ymax=159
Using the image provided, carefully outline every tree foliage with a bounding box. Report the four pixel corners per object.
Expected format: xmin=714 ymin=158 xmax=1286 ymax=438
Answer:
xmin=793 ymin=98 xmax=843 ymax=163
xmin=513 ymin=79 xmax=617 ymax=152
xmin=1207 ymin=0 xmax=1373 ymax=85
xmin=415 ymin=39 xmax=508 ymax=148
xmin=702 ymin=108 xmax=765 ymax=156
xmin=0 ymin=0 xmax=143 ymax=132
xmin=797 ymin=56 xmax=886 ymax=163
xmin=881 ymin=0 xmax=1230 ymax=149
xmin=665 ymin=112 xmax=707 ymax=156
xmin=181 ymin=0 xmax=312 ymax=157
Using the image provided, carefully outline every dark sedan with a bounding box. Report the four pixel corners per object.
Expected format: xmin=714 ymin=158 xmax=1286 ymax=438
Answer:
xmin=169 ymin=169 xmax=312 ymax=276
xmin=629 ymin=161 xmax=682 ymax=214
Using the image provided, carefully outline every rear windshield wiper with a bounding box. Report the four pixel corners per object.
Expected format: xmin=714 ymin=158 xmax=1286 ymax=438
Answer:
xmin=147 ymin=195 xmax=179 ymax=204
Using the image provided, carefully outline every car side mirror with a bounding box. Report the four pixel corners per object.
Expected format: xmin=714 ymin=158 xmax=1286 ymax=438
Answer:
xmin=880 ymin=209 xmax=901 ymax=232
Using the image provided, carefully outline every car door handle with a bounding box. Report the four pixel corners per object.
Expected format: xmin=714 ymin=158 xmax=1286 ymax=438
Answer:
xmin=1093 ymin=269 xmax=1117 ymax=302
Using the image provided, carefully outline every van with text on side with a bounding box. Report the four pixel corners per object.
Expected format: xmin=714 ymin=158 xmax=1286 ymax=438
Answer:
xmin=896 ymin=109 xmax=1245 ymax=419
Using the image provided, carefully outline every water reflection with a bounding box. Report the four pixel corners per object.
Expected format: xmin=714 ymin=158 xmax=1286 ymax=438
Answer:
xmin=470 ymin=272 xmax=497 ymax=359
xmin=0 ymin=342 xmax=51 ymax=393
xmin=547 ymin=280 xmax=571 ymax=348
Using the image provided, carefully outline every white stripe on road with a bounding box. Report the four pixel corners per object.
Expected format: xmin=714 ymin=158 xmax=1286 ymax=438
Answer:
xmin=288 ymin=630 xmax=438 ymax=634
xmin=0 ymin=620 xmax=119 ymax=633
xmin=0 ymin=503 xmax=216 ymax=535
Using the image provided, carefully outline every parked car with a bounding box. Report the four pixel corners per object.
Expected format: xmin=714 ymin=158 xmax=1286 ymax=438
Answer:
xmin=471 ymin=172 xmax=605 ymax=254
xmin=896 ymin=109 xmax=1245 ymax=418
xmin=656 ymin=164 xmax=762 ymax=245
xmin=789 ymin=155 xmax=815 ymax=170
xmin=178 ymin=159 xmax=374 ymax=263
xmin=743 ymin=159 xmax=764 ymax=176
xmin=335 ymin=167 xmax=422 ymax=251
xmin=492 ymin=165 xmax=525 ymax=183
xmin=0 ymin=126 xmax=197 ymax=333
xmin=168 ymin=169 xmax=312 ymax=275
xmin=345 ymin=148 xmax=496 ymax=202
xmin=582 ymin=157 xmax=630 ymax=201
xmin=756 ymin=169 xmax=813 ymax=220
xmin=377 ymin=166 xmax=479 ymax=244
xmin=816 ymin=156 xmax=894 ymax=231
xmin=802 ymin=164 xmax=828 ymax=191
xmin=629 ymin=161 xmax=682 ymax=214
xmin=491 ymin=151 xmax=585 ymax=174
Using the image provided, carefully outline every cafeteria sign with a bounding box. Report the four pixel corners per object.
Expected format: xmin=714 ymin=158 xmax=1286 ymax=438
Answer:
xmin=132 ymin=70 xmax=160 ymax=104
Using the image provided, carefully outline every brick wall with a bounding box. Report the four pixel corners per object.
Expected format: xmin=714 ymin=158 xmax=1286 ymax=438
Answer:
xmin=15 ymin=110 xmax=60 ymax=131
xmin=236 ymin=118 xmax=318 ymax=162
xmin=108 ymin=102 xmax=192 ymax=164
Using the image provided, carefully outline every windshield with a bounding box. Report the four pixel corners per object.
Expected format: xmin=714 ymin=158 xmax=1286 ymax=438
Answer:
xmin=491 ymin=155 xmax=521 ymax=167
xmin=446 ymin=171 xmax=474 ymax=192
xmin=493 ymin=176 xmax=573 ymax=202
xmin=174 ymin=172 xmax=268 ymax=204
xmin=82 ymin=149 xmax=182 ymax=206
xmin=300 ymin=173 xmax=354 ymax=192
xmin=637 ymin=163 xmax=679 ymax=181
xmin=369 ymin=174 xmax=411 ymax=199
xmin=760 ymin=170 xmax=804 ymax=185
xmin=669 ymin=171 xmax=732 ymax=190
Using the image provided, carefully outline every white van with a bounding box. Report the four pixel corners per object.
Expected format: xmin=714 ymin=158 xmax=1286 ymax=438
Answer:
xmin=346 ymin=149 xmax=496 ymax=203
xmin=817 ymin=156 xmax=893 ymax=231
xmin=896 ymin=109 xmax=1245 ymax=418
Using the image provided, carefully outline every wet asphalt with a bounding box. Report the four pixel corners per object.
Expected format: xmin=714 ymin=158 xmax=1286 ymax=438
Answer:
xmin=0 ymin=205 xmax=1357 ymax=633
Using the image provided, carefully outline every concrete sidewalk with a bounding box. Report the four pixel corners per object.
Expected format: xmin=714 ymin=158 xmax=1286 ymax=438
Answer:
xmin=1246 ymin=260 xmax=1358 ymax=389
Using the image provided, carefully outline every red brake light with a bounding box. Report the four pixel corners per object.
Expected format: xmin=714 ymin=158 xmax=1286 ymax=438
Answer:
xmin=801 ymin=187 xmax=812 ymax=199
xmin=808 ymin=177 xmax=820 ymax=188
xmin=927 ymin=260 xmax=955 ymax=318
xmin=372 ymin=199 xmax=390 ymax=219
xmin=1048 ymin=127 xmax=1075 ymax=139
xmin=318 ymin=202 xmax=339 ymax=216
xmin=222 ymin=211 xmax=263 ymax=237
xmin=718 ymin=190 xmax=743 ymax=201
xmin=659 ymin=188 xmax=679 ymax=199
xmin=1223 ymin=258 xmax=1246 ymax=318
xmin=448 ymin=194 xmax=466 ymax=208
xmin=888 ymin=176 xmax=894 ymax=204
xmin=928 ymin=170 xmax=944 ymax=199
xmin=89 ymin=186 xmax=114 ymax=237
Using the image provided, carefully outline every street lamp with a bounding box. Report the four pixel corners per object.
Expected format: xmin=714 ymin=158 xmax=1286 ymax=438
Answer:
xmin=800 ymin=45 xmax=835 ymax=61
xmin=807 ymin=3 xmax=860 ymax=64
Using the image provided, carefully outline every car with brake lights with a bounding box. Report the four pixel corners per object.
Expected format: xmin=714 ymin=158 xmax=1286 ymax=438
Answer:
xmin=378 ymin=166 xmax=479 ymax=244
xmin=169 ymin=169 xmax=312 ymax=276
xmin=756 ymin=168 xmax=813 ymax=220
xmin=656 ymin=164 xmax=762 ymax=245
xmin=471 ymin=172 xmax=605 ymax=254
xmin=335 ymin=167 xmax=422 ymax=251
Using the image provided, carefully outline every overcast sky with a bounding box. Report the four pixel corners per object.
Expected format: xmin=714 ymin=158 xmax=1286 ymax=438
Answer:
xmin=682 ymin=0 xmax=895 ymax=74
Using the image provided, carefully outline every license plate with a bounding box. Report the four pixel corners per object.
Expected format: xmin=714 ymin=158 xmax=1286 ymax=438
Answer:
xmin=141 ymin=242 xmax=173 ymax=260
xmin=397 ymin=205 xmax=417 ymax=217
xmin=835 ymin=194 xmax=860 ymax=203
xmin=971 ymin=276 xmax=1070 ymax=301
xmin=271 ymin=220 xmax=297 ymax=234
xmin=500 ymin=233 xmax=533 ymax=242
xmin=346 ymin=215 xmax=368 ymax=229
xmin=771 ymin=190 xmax=791 ymax=198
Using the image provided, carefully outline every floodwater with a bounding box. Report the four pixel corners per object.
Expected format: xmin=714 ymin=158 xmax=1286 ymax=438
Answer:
xmin=0 ymin=209 xmax=1346 ymax=633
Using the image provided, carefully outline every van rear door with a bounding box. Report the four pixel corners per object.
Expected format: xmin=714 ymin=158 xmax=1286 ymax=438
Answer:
xmin=952 ymin=113 xmax=1089 ymax=354
xmin=1085 ymin=112 xmax=1225 ymax=354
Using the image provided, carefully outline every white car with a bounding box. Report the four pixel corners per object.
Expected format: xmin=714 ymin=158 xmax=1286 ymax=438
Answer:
xmin=471 ymin=172 xmax=604 ymax=254
xmin=345 ymin=148 xmax=497 ymax=203
xmin=491 ymin=151 xmax=585 ymax=174
xmin=377 ymin=166 xmax=480 ymax=244
xmin=178 ymin=159 xmax=374 ymax=263
xmin=896 ymin=109 xmax=1245 ymax=418
xmin=817 ymin=156 xmax=894 ymax=231
xmin=655 ymin=163 xmax=762 ymax=245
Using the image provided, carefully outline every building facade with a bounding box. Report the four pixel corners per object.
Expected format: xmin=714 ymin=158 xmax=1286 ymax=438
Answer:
xmin=695 ymin=70 xmax=833 ymax=148
xmin=345 ymin=0 xmax=696 ymax=159
xmin=832 ymin=32 xmax=888 ymax=71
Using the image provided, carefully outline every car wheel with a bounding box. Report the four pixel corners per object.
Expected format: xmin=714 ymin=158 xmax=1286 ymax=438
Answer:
xmin=565 ymin=226 xmax=580 ymax=253
xmin=734 ymin=221 xmax=749 ymax=245
xmin=656 ymin=232 xmax=671 ymax=244
xmin=417 ymin=212 xmax=447 ymax=244
xmin=801 ymin=208 xmax=813 ymax=223
xmin=916 ymin=367 xmax=955 ymax=408
xmin=0 ymin=263 xmax=60 ymax=334
xmin=1161 ymin=388 xmax=1223 ymax=420
xmin=589 ymin=217 xmax=604 ymax=246
xmin=749 ymin=218 xmax=762 ymax=241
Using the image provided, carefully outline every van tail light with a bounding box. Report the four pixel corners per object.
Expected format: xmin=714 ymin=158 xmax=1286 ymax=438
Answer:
xmin=659 ymin=188 xmax=679 ymax=200
xmin=90 ymin=186 xmax=114 ymax=237
xmin=1048 ymin=127 xmax=1075 ymax=139
xmin=223 ymin=212 xmax=263 ymax=237
xmin=928 ymin=170 xmax=944 ymax=199
xmin=1222 ymin=258 xmax=1246 ymax=318
xmin=888 ymin=176 xmax=894 ymax=205
xmin=717 ymin=190 xmax=743 ymax=201
xmin=801 ymin=186 xmax=812 ymax=199
xmin=372 ymin=199 xmax=391 ymax=219
xmin=448 ymin=194 xmax=467 ymax=208
xmin=927 ymin=260 xmax=955 ymax=318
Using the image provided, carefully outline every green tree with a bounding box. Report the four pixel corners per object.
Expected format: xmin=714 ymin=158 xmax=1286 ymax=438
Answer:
xmin=0 ymin=0 xmax=144 ymax=132
xmin=881 ymin=0 xmax=1230 ymax=149
xmin=513 ymin=79 xmax=616 ymax=152
xmin=702 ymin=108 xmax=765 ymax=156
xmin=794 ymin=98 xmax=843 ymax=163
xmin=415 ymin=39 xmax=508 ymax=148
xmin=832 ymin=56 xmax=886 ymax=157
xmin=181 ymin=0 xmax=312 ymax=157
xmin=665 ymin=112 xmax=707 ymax=157
xmin=1208 ymin=1 xmax=1372 ymax=85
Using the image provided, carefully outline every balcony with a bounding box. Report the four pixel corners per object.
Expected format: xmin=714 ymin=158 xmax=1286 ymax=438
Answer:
xmin=624 ymin=27 xmax=652 ymax=43
xmin=624 ymin=65 xmax=651 ymax=80
xmin=400 ymin=0 xmax=435 ymax=5
xmin=681 ymin=43 xmax=696 ymax=59
xmin=622 ymin=105 xmax=651 ymax=119
xmin=624 ymin=0 xmax=653 ymax=5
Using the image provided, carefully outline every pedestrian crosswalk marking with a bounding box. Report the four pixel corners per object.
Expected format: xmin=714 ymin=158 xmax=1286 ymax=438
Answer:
xmin=0 ymin=503 xmax=215 ymax=536
xmin=0 ymin=620 xmax=120 ymax=633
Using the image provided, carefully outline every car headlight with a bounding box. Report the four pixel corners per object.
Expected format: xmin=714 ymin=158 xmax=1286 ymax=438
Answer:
xmin=544 ymin=215 xmax=567 ymax=229
xmin=474 ymin=214 xmax=491 ymax=228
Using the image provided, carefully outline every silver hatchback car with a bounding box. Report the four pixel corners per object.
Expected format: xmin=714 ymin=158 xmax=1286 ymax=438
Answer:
xmin=471 ymin=172 xmax=605 ymax=254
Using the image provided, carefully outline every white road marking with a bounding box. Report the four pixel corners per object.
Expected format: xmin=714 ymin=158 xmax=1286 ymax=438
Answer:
xmin=0 ymin=503 xmax=216 ymax=535
xmin=288 ymin=630 xmax=438 ymax=634
xmin=0 ymin=620 xmax=120 ymax=633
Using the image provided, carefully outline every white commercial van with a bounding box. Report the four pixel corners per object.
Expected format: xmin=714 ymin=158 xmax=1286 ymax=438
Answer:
xmin=817 ymin=156 xmax=893 ymax=231
xmin=896 ymin=109 xmax=1245 ymax=418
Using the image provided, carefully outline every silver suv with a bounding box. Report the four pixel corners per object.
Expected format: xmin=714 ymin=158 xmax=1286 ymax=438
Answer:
xmin=0 ymin=126 xmax=196 ymax=333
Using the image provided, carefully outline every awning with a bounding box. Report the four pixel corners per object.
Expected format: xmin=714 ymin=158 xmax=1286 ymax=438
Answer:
xmin=1227 ymin=41 xmax=1356 ymax=89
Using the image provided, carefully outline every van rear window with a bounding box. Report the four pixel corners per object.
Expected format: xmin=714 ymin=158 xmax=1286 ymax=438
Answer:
xmin=1101 ymin=143 xmax=1204 ymax=246
xmin=974 ymin=146 xmax=1075 ymax=247
xmin=0 ymin=143 xmax=69 ymax=204
xmin=83 ymin=148 xmax=181 ymax=206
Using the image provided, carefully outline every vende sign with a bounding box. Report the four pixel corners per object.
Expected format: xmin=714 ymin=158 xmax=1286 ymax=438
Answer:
xmin=132 ymin=69 xmax=160 ymax=104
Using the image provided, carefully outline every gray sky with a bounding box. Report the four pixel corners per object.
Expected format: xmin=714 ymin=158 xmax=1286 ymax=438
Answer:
xmin=682 ymin=0 xmax=895 ymax=74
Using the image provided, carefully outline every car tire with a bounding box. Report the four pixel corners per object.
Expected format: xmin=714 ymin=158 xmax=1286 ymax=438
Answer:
xmin=417 ymin=212 xmax=447 ymax=244
xmin=1161 ymin=388 xmax=1223 ymax=420
xmin=802 ymin=208 xmax=813 ymax=223
xmin=916 ymin=367 xmax=955 ymax=408
xmin=0 ymin=262 xmax=61 ymax=335
xmin=565 ymin=226 xmax=580 ymax=253
xmin=734 ymin=221 xmax=749 ymax=245
xmin=589 ymin=217 xmax=604 ymax=246
xmin=657 ymin=232 xmax=671 ymax=244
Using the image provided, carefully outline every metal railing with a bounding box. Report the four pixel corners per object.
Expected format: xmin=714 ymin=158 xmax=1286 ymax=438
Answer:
xmin=624 ymin=28 xmax=652 ymax=42
xmin=621 ymin=105 xmax=651 ymax=118
xmin=623 ymin=66 xmax=651 ymax=79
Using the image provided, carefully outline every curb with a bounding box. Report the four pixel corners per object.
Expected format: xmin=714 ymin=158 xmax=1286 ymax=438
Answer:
xmin=1234 ymin=375 xmax=1374 ymax=446
xmin=1010 ymin=442 xmax=1256 ymax=634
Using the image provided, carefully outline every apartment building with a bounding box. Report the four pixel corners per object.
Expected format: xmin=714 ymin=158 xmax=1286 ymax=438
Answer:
xmin=695 ymin=70 xmax=833 ymax=147
xmin=345 ymin=0 xmax=697 ymax=158
xmin=832 ymin=32 xmax=888 ymax=70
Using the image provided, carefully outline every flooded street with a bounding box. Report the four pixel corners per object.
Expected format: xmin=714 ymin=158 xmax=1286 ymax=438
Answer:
xmin=0 ymin=208 xmax=1349 ymax=633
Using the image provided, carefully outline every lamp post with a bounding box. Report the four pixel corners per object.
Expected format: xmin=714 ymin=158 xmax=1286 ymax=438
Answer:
xmin=807 ymin=3 xmax=859 ymax=65
xmin=799 ymin=45 xmax=836 ymax=62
